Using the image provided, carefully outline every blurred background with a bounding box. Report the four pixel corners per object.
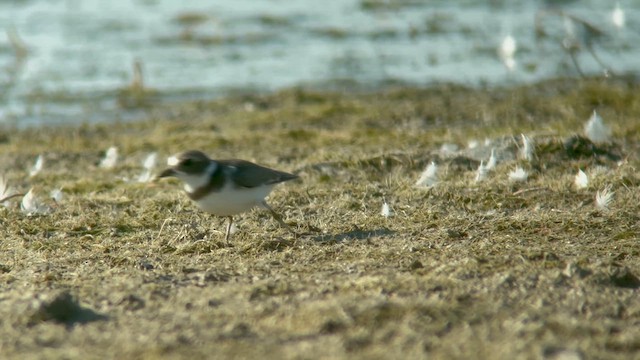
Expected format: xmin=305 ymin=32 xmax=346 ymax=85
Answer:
xmin=1 ymin=0 xmax=638 ymax=127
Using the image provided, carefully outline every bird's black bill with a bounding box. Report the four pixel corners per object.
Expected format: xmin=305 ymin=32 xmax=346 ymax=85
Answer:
xmin=157 ymin=168 xmax=177 ymax=178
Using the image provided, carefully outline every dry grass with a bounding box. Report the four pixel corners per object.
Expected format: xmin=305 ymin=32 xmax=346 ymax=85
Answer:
xmin=1 ymin=78 xmax=639 ymax=359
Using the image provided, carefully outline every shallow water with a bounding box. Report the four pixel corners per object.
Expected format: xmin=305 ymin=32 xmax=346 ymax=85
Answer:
xmin=1 ymin=0 xmax=638 ymax=127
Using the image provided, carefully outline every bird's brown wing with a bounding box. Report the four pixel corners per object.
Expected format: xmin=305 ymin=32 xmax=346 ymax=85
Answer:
xmin=219 ymin=159 xmax=298 ymax=188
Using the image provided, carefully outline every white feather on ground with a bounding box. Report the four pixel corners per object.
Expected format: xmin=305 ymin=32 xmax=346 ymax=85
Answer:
xmin=381 ymin=202 xmax=393 ymax=218
xmin=21 ymin=188 xmax=50 ymax=215
xmin=229 ymin=223 xmax=238 ymax=236
xmin=415 ymin=162 xmax=438 ymax=187
xmin=612 ymin=2 xmax=625 ymax=30
xmin=595 ymin=186 xmax=614 ymax=211
xmin=29 ymin=154 xmax=44 ymax=177
xmin=100 ymin=146 xmax=119 ymax=169
xmin=137 ymin=152 xmax=158 ymax=183
xmin=509 ymin=167 xmax=528 ymax=182
xmin=137 ymin=170 xmax=153 ymax=183
xmin=475 ymin=161 xmax=489 ymax=183
xmin=520 ymin=134 xmax=534 ymax=161
xmin=574 ymin=169 xmax=588 ymax=189
xmin=143 ymin=152 xmax=157 ymax=170
xmin=50 ymin=188 xmax=64 ymax=203
xmin=486 ymin=148 xmax=497 ymax=170
xmin=584 ymin=111 xmax=611 ymax=143
xmin=1 ymin=174 xmax=15 ymax=206
xmin=1 ymin=175 xmax=10 ymax=197
xmin=498 ymin=34 xmax=517 ymax=71
xmin=440 ymin=143 xmax=459 ymax=156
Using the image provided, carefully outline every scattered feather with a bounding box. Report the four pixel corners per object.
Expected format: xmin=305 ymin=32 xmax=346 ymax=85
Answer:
xmin=21 ymin=189 xmax=37 ymax=214
xmin=1 ymin=174 xmax=15 ymax=206
xmin=50 ymin=188 xmax=64 ymax=203
xmin=381 ymin=202 xmax=393 ymax=218
xmin=584 ymin=111 xmax=611 ymax=143
xmin=137 ymin=152 xmax=158 ymax=183
xmin=612 ymin=2 xmax=625 ymax=30
xmin=475 ymin=161 xmax=489 ymax=183
xmin=415 ymin=162 xmax=438 ymax=187
xmin=520 ymin=134 xmax=534 ymax=161
xmin=1 ymin=174 xmax=10 ymax=197
xmin=440 ymin=143 xmax=458 ymax=155
xmin=229 ymin=223 xmax=238 ymax=236
xmin=574 ymin=169 xmax=588 ymax=189
xmin=486 ymin=148 xmax=497 ymax=170
xmin=595 ymin=186 xmax=614 ymax=211
xmin=142 ymin=152 xmax=157 ymax=170
xmin=503 ymin=57 xmax=516 ymax=72
xmin=21 ymin=188 xmax=50 ymax=215
xmin=498 ymin=34 xmax=517 ymax=71
xmin=500 ymin=35 xmax=516 ymax=58
xmin=100 ymin=146 xmax=119 ymax=169
xmin=29 ymin=154 xmax=44 ymax=177
xmin=137 ymin=170 xmax=153 ymax=183
xmin=508 ymin=167 xmax=528 ymax=182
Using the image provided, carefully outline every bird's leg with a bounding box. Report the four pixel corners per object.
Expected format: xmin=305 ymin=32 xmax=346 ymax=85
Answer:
xmin=261 ymin=200 xmax=296 ymax=237
xmin=224 ymin=216 xmax=234 ymax=245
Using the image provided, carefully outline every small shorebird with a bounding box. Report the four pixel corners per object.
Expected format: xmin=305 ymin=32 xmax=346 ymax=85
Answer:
xmin=157 ymin=150 xmax=298 ymax=243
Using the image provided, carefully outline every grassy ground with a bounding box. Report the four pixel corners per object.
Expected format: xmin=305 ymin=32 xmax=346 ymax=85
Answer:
xmin=0 ymin=78 xmax=639 ymax=359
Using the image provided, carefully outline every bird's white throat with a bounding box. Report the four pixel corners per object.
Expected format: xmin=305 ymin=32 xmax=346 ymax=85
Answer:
xmin=182 ymin=162 xmax=218 ymax=193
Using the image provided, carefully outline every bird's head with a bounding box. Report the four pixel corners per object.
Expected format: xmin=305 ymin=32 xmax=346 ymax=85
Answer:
xmin=157 ymin=150 xmax=216 ymax=192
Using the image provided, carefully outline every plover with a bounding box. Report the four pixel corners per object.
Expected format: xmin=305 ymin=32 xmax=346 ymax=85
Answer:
xmin=157 ymin=150 xmax=298 ymax=243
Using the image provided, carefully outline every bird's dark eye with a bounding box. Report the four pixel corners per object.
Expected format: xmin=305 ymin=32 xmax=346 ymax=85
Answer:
xmin=181 ymin=159 xmax=193 ymax=167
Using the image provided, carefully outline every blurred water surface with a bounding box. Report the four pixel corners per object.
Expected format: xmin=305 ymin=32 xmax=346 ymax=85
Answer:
xmin=0 ymin=0 xmax=638 ymax=126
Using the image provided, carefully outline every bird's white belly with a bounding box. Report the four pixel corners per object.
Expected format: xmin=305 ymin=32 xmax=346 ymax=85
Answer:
xmin=192 ymin=183 xmax=273 ymax=216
